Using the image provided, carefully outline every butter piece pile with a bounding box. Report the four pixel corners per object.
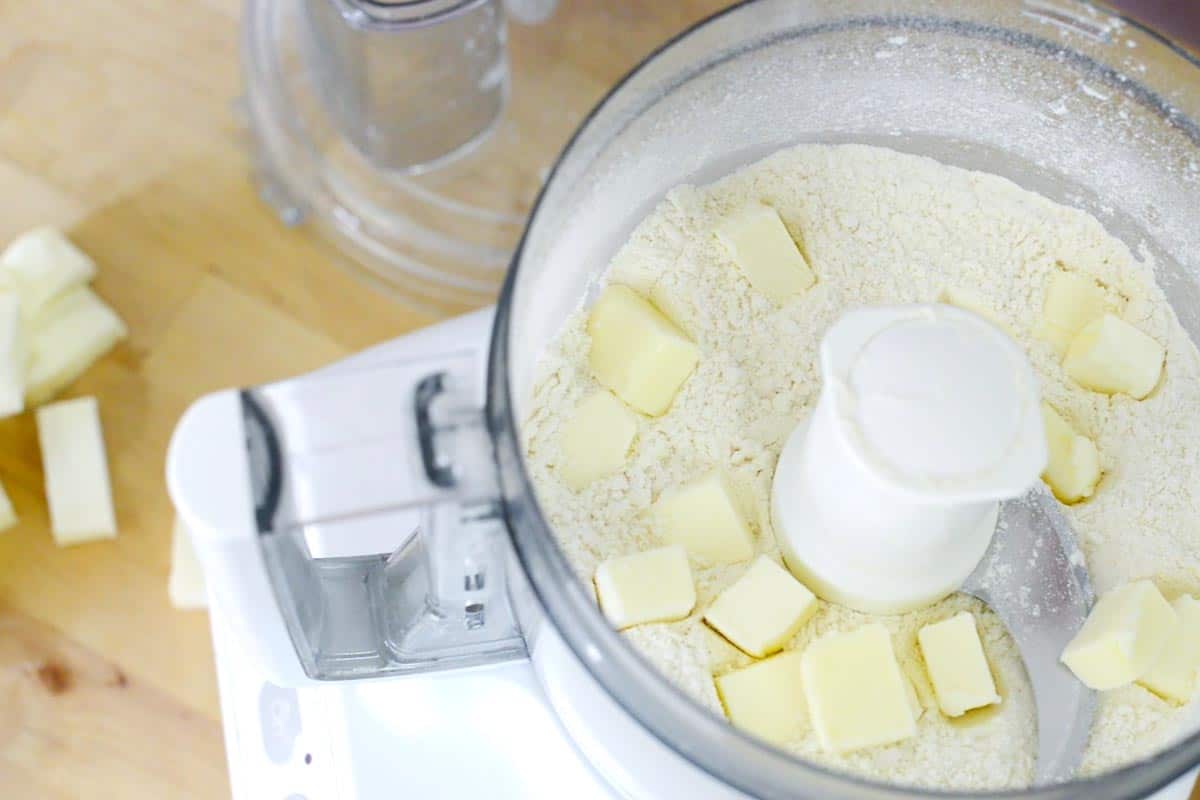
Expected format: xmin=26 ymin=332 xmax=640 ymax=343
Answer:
xmin=1026 ymin=269 xmax=1165 ymax=504
xmin=0 ymin=227 xmax=127 ymax=544
xmin=593 ymin=538 xmax=1009 ymax=751
xmin=1061 ymin=579 xmax=1200 ymax=703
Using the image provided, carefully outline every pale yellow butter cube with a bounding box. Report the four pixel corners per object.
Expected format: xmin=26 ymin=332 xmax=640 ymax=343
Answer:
xmin=0 ymin=477 xmax=16 ymax=533
xmin=1061 ymin=579 xmax=1177 ymax=690
xmin=801 ymin=624 xmax=916 ymax=753
xmin=704 ymin=555 xmax=818 ymax=657
xmin=587 ymin=284 xmax=699 ymax=416
xmin=1041 ymin=403 xmax=1102 ymax=504
xmin=715 ymin=203 xmax=815 ymax=305
xmin=0 ymin=226 xmax=97 ymax=322
xmin=559 ymin=391 xmax=638 ymax=490
xmin=0 ymin=293 xmax=24 ymax=418
xmin=27 ymin=287 xmax=127 ymax=406
xmin=715 ymin=650 xmax=806 ymax=745
xmin=1138 ymin=594 xmax=1200 ymax=704
xmin=594 ymin=545 xmax=696 ymax=630
xmin=917 ymin=612 xmax=1000 ymax=717
xmin=168 ymin=517 xmax=208 ymax=610
xmin=653 ymin=471 xmax=754 ymax=565
xmin=1063 ymin=314 xmax=1164 ymax=400
xmin=36 ymin=396 xmax=118 ymax=545
xmin=1035 ymin=271 xmax=1108 ymax=355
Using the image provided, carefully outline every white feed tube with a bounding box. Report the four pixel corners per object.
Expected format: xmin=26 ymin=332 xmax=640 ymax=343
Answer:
xmin=773 ymin=305 xmax=1047 ymax=614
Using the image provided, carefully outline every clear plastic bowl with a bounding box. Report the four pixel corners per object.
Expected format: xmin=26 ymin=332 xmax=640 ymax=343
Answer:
xmin=492 ymin=1 xmax=1200 ymax=797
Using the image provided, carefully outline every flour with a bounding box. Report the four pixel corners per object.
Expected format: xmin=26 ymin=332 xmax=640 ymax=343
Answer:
xmin=522 ymin=143 xmax=1200 ymax=790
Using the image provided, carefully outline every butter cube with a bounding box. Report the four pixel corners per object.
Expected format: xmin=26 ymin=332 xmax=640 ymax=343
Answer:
xmin=0 ymin=226 xmax=97 ymax=322
xmin=715 ymin=650 xmax=806 ymax=745
xmin=1064 ymin=314 xmax=1164 ymax=400
xmin=801 ymin=624 xmax=917 ymax=753
xmin=653 ymin=471 xmax=754 ymax=565
xmin=0 ymin=477 xmax=16 ymax=532
xmin=715 ymin=204 xmax=815 ymax=305
xmin=1061 ymin=579 xmax=1177 ymax=690
xmin=1138 ymin=595 xmax=1200 ymax=704
xmin=36 ymin=396 xmax=118 ymax=545
xmin=594 ymin=545 xmax=696 ymax=630
xmin=587 ymin=284 xmax=699 ymax=416
xmin=559 ymin=391 xmax=638 ymax=490
xmin=1041 ymin=403 xmax=1102 ymax=504
xmin=917 ymin=612 xmax=1001 ymax=717
xmin=704 ymin=555 xmax=818 ymax=657
xmin=26 ymin=287 xmax=127 ymax=406
xmin=1035 ymin=271 xmax=1108 ymax=355
xmin=168 ymin=517 xmax=208 ymax=610
xmin=0 ymin=293 xmax=25 ymax=417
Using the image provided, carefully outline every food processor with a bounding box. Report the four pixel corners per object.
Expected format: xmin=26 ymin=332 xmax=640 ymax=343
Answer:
xmin=169 ymin=0 xmax=1200 ymax=798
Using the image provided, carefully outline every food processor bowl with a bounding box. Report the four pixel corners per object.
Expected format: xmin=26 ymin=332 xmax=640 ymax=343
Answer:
xmin=494 ymin=1 xmax=1200 ymax=798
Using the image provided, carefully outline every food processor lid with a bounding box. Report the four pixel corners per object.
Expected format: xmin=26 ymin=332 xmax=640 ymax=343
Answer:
xmin=241 ymin=0 xmax=546 ymax=313
xmin=492 ymin=1 xmax=1200 ymax=798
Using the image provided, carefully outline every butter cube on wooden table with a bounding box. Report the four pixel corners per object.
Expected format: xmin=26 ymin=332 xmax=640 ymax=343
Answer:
xmin=715 ymin=650 xmax=807 ymax=745
xmin=1061 ymin=579 xmax=1176 ymax=690
xmin=1138 ymin=594 xmax=1200 ymax=704
xmin=594 ymin=545 xmax=696 ymax=630
xmin=559 ymin=390 xmax=638 ymax=490
xmin=0 ymin=293 xmax=25 ymax=417
xmin=168 ymin=517 xmax=208 ymax=610
xmin=917 ymin=612 xmax=1000 ymax=717
xmin=715 ymin=203 xmax=815 ymax=305
xmin=653 ymin=471 xmax=754 ymax=565
xmin=26 ymin=287 xmax=128 ymax=407
xmin=0 ymin=225 xmax=97 ymax=322
xmin=0 ymin=478 xmax=16 ymax=532
xmin=36 ymin=396 xmax=118 ymax=545
xmin=801 ymin=623 xmax=917 ymax=753
xmin=704 ymin=555 xmax=818 ymax=658
xmin=587 ymin=284 xmax=699 ymax=416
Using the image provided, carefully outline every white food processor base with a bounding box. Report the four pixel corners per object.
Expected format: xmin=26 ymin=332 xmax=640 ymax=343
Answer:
xmin=209 ymin=595 xmax=617 ymax=800
xmin=208 ymin=587 xmax=1198 ymax=800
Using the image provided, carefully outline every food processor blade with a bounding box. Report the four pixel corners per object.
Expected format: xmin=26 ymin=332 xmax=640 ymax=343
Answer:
xmin=963 ymin=487 xmax=1096 ymax=784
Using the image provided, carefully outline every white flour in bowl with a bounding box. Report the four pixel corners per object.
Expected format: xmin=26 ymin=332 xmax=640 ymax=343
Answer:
xmin=522 ymin=143 xmax=1200 ymax=790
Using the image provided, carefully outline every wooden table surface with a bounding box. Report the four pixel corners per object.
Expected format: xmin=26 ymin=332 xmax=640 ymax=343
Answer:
xmin=0 ymin=2 xmax=1197 ymax=799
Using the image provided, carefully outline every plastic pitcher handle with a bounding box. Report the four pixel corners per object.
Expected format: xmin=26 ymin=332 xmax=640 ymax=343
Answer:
xmin=167 ymin=309 xmax=527 ymax=686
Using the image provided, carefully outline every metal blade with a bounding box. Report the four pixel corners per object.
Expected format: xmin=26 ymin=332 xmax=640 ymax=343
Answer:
xmin=962 ymin=486 xmax=1096 ymax=785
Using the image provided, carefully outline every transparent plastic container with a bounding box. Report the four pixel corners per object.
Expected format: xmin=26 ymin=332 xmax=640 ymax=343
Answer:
xmin=499 ymin=2 xmax=1200 ymax=797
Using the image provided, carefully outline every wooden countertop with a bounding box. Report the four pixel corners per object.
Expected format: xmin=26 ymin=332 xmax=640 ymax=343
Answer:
xmin=0 ymin=2 xmax=1197 ymax=799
